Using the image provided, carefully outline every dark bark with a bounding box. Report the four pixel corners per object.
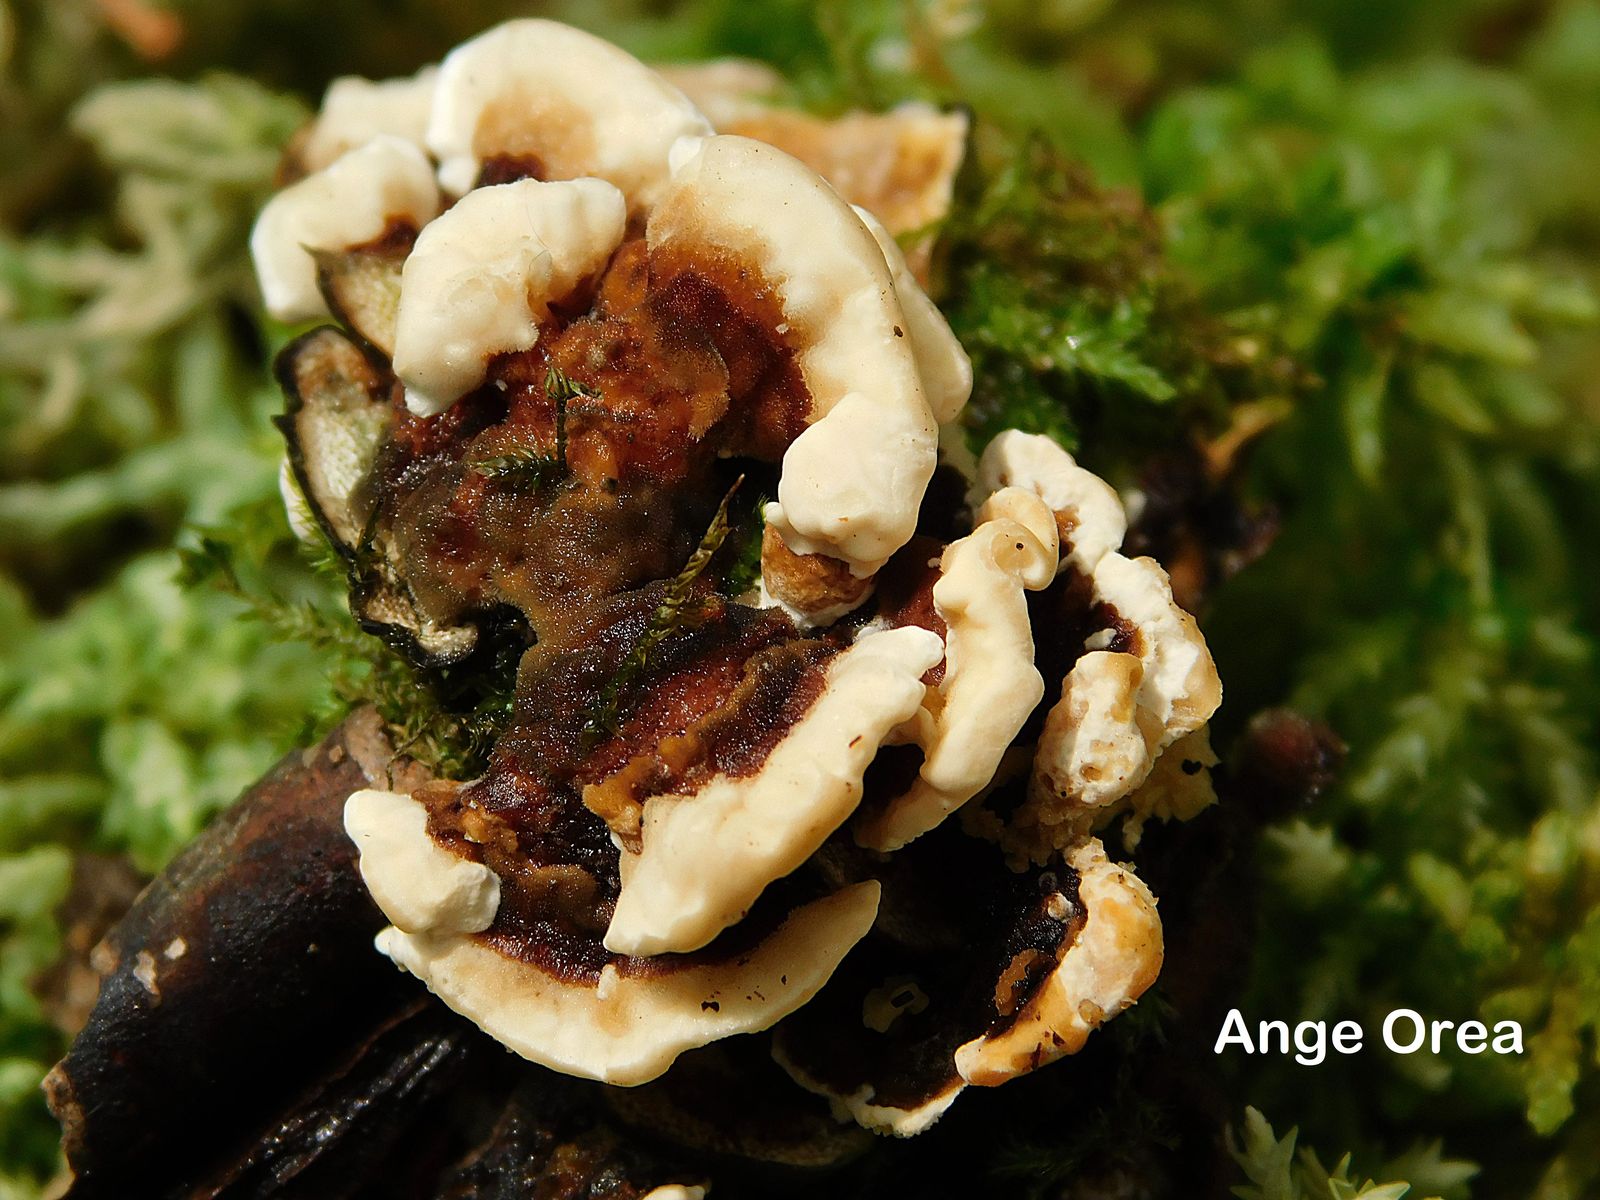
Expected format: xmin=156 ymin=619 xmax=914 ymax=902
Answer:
xmin=45 ymin=709 xmax=431 ymax=1197
xmin=440 ymin=1075 xmax=703 ymax=1200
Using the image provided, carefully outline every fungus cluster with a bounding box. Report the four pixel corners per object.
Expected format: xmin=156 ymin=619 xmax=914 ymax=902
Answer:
xmin=255 ymin=19 xmax=1221 ymax=1136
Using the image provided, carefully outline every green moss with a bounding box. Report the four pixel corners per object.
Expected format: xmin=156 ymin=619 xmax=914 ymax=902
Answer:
xmin=5 ymin=2 xmax=1600 ymax=1196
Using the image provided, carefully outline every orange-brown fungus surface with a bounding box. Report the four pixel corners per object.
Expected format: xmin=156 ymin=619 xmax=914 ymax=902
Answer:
xmin=366 ymin=237 xmax=810 ymax=636
xmin=416 ymin=583 xmax=843 ymax=980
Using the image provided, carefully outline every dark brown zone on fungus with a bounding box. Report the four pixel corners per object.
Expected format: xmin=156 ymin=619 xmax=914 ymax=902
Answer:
xmin=856 ymin=744 xmax=928 ymax=830
xmin=416 ymin=582 xmax=842 ymax=982
xmin=945 ymin=570 xmax=1145 ymax=829
xmin=915 ymin=463 xmax=974 ymax=544
xmin=584 ymin=637 xmax=837 ymax=851
xmin=1023 ymin=567 xmax=1140 ymax=732
xmin=349 ymin=217 xmax=421 ymax=258
xmin=852 ymin=537 xmax=1145 ymax=832
xmin=645 ymin=238 xmax=812 ymax=462
xmin=615 ymin=865 xmax=842 ymax=983
xmin=773 ymin=825 xmax=1080 ymax=1113
xmin=359 ymin=235 xmax=811 ymax=642
xmin=474 ymin=153 xmax=546 ymax=188
xmin=827 ymin=534 xmax=953 ymax=833
xmin=853 ymin=528 xmax=1112 ymax=833
xmin=869 ymin=534 xmax=949 ymax=687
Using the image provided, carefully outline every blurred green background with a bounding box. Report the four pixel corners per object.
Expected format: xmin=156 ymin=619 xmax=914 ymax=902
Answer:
xmin=3 ymin=1 xmax=1599 ymax=1196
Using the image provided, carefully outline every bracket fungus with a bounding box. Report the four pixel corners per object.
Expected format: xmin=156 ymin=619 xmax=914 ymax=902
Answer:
xmin=252 ymin=135 xmax=440 ymax=324
xmin=255 ymin=17 xmax=1221 ymax=1136
xmin=425 ymin=19 xmax=713 ymax=206
xmin=293 ymin=66 xmax=439 ymax=176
